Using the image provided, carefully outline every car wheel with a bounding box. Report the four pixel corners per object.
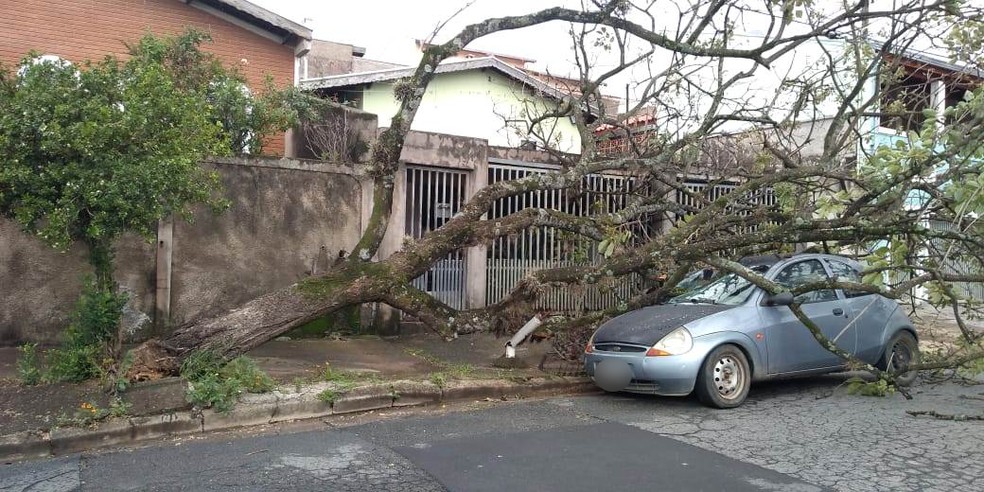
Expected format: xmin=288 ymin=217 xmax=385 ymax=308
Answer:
xmin=878 ymin=331 xmax=920 ymax=386
xmin=696 ymin=344 xmax=750 ymax=409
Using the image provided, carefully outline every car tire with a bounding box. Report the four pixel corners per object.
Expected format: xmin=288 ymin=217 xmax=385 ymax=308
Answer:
xmin=696 ymin=344 xmax=750 ymax=409
xmin=877 ymin=330 xmax=919 ymax=386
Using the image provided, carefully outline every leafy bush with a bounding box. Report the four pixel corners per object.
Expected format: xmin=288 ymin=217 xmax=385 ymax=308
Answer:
xmin=45 ymin=278 xmax=127 ymax=383
xmin=222 ymin=356 xmax=275 ymax=393
xmin=181 ymin=352 xmax=274 ymax=413
xmin=45 ymin=344 xmax=103 ymax=383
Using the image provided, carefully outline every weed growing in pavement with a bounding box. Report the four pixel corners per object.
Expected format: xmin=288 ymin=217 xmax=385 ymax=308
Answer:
xmin=108 ymin=397 xmax=132 ymax=418
xmin=223 ymin=357 xmax=275 ymax=393
xmin=181 ymin=351 xmax=275 ymax=413
xmin=101 ymin=351 xmax=134 ymax=397
xmin=56 ymin=401 xmax=109 ymax=428
xmin=428 ymin=372 xmax=448 ymax=389
xmin=316 ymin=388 xmax=340 ymax=405
xmin=16 ymin=343 xmax=42 ymax=385
xmin=323 ymin=367 xmax=381 ymax=388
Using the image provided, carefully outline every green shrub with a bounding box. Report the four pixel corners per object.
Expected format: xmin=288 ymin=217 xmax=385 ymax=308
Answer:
xmin=180 ymin=352 xmax=274 ymax=413
xmin=16 ymin=343 xmax=42 ymax=385
xmin=68 ymin=280 xmax=128 ymax=348
xmin=46 ymin=278 xmax=128 ymax=383
xmin=45 ymin=344 xmax=102 ymax=383
xmin=222 ymin=356 xmax=275 ymax=393
xmin=185 ymin=372 xmax=243 ymax=413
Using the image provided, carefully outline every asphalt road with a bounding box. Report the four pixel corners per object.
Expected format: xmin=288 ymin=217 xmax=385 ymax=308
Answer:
xmin=2 ymin=375 xmax=982 ymax=491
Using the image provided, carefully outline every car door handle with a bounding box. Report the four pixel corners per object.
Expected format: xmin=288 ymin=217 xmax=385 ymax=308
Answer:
xmin=832 ymin=308 xmax=844 ymax=316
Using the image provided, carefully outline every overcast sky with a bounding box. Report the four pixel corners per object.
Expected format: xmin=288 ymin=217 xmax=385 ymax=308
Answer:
xmin=251 ymin=1 xmax=612 ymax=78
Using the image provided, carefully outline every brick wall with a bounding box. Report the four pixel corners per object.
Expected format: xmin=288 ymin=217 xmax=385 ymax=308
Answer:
xmin=0 ymin=0 xmax=296 ymax=154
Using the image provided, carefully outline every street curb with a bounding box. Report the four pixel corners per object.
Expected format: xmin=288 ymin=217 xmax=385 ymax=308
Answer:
xmin=0 ymin=375 xmax=597 ymax=462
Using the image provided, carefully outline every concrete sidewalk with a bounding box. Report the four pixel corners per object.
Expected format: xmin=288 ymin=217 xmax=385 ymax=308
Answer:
xmin=0 ymin=332 xmax=591 ymax=461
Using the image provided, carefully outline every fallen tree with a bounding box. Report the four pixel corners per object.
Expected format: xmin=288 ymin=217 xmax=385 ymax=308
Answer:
xmin=128 ymin=0 xmax=984 ymax=379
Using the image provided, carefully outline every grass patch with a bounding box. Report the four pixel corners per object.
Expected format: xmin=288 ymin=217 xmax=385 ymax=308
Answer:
xmin=405 ymin=348 xmax=477 ymax=383
xmin=316 ymin=388 xmax=341 ymax=405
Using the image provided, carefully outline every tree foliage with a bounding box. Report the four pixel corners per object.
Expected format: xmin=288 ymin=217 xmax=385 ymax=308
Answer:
xmin=124 ymin=1 xmax=984 ymax=381
xmin=1 ymin=30 xmax=310 ymax=382
xmin=0 ymin=30 xmax=303 ymax=285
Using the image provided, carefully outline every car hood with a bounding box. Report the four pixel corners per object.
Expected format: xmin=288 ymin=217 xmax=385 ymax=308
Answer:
xmin=593 ymin=304 xmax=734 ymax=346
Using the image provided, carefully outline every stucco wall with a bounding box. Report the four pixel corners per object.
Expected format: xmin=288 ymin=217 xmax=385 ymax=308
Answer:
xmin=361 ymin=69 xmax=582 ymax=153
xmin=0 ymin=158 xmax=363 ymax=345
xmin=167 ymin=158 xmax=363 ymax=326
xmin=0 ymin=221 xmax=156 ymax=345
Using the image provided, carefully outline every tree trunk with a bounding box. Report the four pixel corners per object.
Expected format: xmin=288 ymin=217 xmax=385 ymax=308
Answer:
xmin=127 ymin=266 xmax=388 ymax=379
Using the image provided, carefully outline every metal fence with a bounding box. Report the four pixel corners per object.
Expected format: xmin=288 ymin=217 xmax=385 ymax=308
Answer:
xmin=926 ymin=219 xmax=983 ymax=301
xmin=405 ymin=165 xmax=468 ymax=310
xmin=485 ymin=164 xmax=649 ymax=311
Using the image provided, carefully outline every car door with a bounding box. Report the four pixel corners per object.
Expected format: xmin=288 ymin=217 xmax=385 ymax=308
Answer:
xmin=824 ymin=258 xmax=894 ymax=364
xmin=761 ymin=259 xmax=856 ymax=374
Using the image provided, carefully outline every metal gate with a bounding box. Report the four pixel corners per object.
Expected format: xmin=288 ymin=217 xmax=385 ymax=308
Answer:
xmin=485 ymin=164 xmax=647 ymax=312
xmin=405 ymin=166 xmax=468 ymax=309
xmin=675 ymin=179 xmax=778 ymax=244
xmin=926 ymin=219 xmax=983 ymax=301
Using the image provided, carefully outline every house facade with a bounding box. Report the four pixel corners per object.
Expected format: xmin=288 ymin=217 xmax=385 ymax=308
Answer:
xmin=301 ymin=56 xmax=587 ymax=154
xmin=0 ymin=0 xmax=312 ymax=155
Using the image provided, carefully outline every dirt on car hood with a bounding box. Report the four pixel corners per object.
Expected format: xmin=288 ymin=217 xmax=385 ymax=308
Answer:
xmin=592 ymin=304 xmax=733 ymax=346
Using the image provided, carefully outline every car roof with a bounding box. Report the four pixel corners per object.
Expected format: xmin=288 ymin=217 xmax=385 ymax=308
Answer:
xmin=738 ymin=254 xmax=788 ymax=269
xmin=738 ymin=253 xmax=862 ymax=271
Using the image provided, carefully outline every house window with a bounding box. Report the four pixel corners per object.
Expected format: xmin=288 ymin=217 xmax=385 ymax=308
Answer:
xmin=879 ymin=62 xmax=977 ymax=132
xmin=879 ymin=71 xmax=933 ymax=133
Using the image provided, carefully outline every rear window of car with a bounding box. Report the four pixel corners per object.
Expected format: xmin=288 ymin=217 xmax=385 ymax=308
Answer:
xmin=826 ymin=259 xmax=872 ymax=298
xmin=772 ymin=259 xmax=837 ymax=304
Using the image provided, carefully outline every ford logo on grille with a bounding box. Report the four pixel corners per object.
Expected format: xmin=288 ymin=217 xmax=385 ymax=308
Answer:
xmin=612 ymin=346 xmax=621 ymax=352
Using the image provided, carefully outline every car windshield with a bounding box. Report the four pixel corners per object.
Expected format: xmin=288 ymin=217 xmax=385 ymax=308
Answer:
xmin=669 ymin=272 xmax=758 ymax=306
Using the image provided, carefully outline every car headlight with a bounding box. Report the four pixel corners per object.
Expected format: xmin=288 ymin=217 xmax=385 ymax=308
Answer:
xmin=646 ymin=327 xmax=693 ymax=357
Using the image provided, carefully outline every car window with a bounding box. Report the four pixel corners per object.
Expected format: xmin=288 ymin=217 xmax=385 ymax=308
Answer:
xmin=826 ymin=260 xmax=871 ymax=298
xmin=669 ymin=272 xmax=757 ymax=306
xmin=772 ymin=259 xmax=837 ymax=304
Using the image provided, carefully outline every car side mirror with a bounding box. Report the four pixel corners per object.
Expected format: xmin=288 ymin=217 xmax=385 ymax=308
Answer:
xmin=762 ymin=291 xmax=794 ymax=307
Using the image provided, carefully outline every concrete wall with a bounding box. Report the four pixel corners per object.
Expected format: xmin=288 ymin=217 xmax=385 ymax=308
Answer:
xmin=305 ymin=39 xmax=359 ymax=78
xmin=0 ymin=158 xmax=363 ymax=345
xmin=167 ymin=158 xmax=363 ymax=327
xmin=0 ymin=224 xmax=155 ymax=345
xmin=361 ymin=69 xmax=582 ymax=153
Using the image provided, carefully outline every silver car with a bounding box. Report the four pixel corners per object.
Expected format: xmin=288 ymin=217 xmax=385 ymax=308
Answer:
xmin=584 ymin=254 xmax=919 ymax=408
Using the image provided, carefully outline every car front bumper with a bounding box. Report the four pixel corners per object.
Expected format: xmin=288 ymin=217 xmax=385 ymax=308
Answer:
xmin=584 ymin=346 xmax=705 ymax=396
